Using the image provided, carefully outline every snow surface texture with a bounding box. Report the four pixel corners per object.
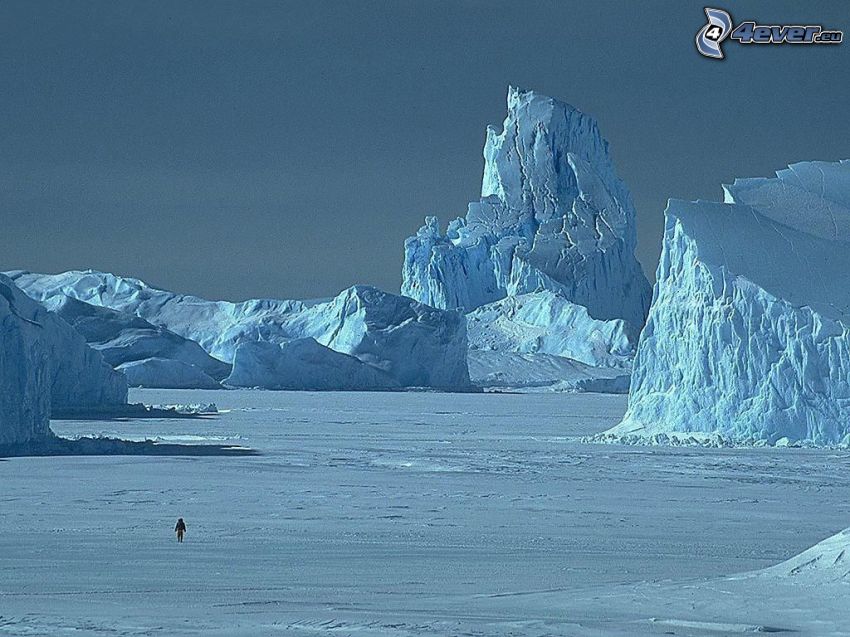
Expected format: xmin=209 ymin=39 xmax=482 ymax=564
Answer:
xmin=5 ymin=388 xmax=849 ymax=635
xmin=8 ymin=271 xmax=471 ymax=390
xmin=40 ymin=295 xmax=229 ymax=388
xmin=401 ymin=87 xmax=651 ymax=333
xmin=226 ymin=338 xmax=399 ymax=390
xmin=609 ymin=160 xmax=850 ymax=446
xmin=0 ymin=274 xmax=126 ymax=445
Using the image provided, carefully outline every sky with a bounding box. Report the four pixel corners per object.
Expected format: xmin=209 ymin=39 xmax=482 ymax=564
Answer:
xmin=1 ymin=1 xmax=848 ymax=301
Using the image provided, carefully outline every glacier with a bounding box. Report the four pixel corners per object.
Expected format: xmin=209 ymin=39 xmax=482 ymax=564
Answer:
xmin=40 ymin=294 xmax=230 ymax=388
xmin=606 ymin=159 xmax=850 ymax=446
xmin=401 ymin=86 xmax=650 ymax=331
xmin=8 ymin=271 xmax=472 ymax=391
xmin=0 ymin=273 xmax=127 ymax=446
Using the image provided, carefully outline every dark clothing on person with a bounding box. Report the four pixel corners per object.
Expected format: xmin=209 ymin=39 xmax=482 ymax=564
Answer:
xmin=175 ymin=518 xmax=186 ymax=543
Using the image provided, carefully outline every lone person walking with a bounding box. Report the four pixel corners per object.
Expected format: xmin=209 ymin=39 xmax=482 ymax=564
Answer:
xmin=175 ymin=518 xmax=187 ymax=543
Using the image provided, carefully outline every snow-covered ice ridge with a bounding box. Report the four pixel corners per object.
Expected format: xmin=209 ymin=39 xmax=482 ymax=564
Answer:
xmin=41 ymin=295 xmax=230 ymax=389
xmin=402 ymin=86 xmax=651 ymax=333
xmin=7 ymin=270 xmax=472 ymax=391
xmin=0 ymin=274 xmax=127 ymax=445
xmin=605 ymin=159 xmax=850 ymax=446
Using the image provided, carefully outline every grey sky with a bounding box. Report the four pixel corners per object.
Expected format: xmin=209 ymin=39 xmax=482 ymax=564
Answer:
xmin=2 ymin=1 xmax=848 ymax=301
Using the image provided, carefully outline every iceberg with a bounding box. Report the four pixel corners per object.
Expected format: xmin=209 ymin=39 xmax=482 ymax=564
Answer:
xmin=118 ymin=358 xmax=222 ymax=390
xmin=225 ymin=339 xmax=399 ymax=390
xmin=8 ymin=271 xmax=472 ymax=391
xmin=402 ymin=87 xmax=651 ymax=332
xmin=607 ymin=160 xmax=850 ymax=446
xmin=40 ymin=295 xmax=230 ymax=388
xmin=0 ymin=275 xmax=52 ymax=445
xmin=468 ymin=350 xmax=630 ymax=393
xmin=466 ymin=291 xmax=634 ymax=369
xmin=0 ymin=274 xmax=127 ymax=445
xmin=400 ymin=87 xmax=649 ymax=392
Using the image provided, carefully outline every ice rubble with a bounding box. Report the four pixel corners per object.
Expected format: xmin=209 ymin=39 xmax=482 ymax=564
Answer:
xmin=402 ymin=87 xmax=650 ymax=330
xmin=40 ymin=295 xmax=229 ymax=388
xmin=8 ymin=271 xmax=471 ymax=391
xmin=0 ymin=274 xmax=127 ymax=445
xmin=604 ymin=160 xmax=850 ymax=446
xmin=225 ymin=339 xmax=399 ymax=390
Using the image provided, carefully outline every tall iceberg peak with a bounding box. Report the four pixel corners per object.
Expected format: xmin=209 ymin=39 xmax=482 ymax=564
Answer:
xmin=605 ymin=159 xmax=850 ymax=446
xmin=402 ymin=86 xmax=651 ymax=332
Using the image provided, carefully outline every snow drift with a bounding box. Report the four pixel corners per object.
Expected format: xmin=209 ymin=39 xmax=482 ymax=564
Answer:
xmin=8 ymin=271 xmax=472 ymax=391
xmin=0 ymin=274 xmax=127 ymax=445
xmin=607 ymin=160 xmax=850 ymax=446
xmin=760 ymin=526 xmax=850 ymax=582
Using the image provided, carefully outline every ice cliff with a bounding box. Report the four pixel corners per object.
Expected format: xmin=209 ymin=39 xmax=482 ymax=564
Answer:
xmin=606 ymin=160 xmax=850 ymax=446
xmin=0 ymin=274 xmax=127 ymax=445
xmin=0 ymin=275 xmax=51 ymax=444
xmin=8 ymin=271 xmax=471 ymax=391
xmin=402 ymin=86 xmax=651 ymax=332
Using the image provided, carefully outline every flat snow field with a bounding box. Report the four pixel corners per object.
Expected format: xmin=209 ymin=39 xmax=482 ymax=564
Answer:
xmin=2 ymin=390 xmax=850 ymax=635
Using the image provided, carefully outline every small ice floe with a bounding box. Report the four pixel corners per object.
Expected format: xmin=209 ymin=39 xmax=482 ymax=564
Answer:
xmin=147 ymin=403 xmax=218 ymax=415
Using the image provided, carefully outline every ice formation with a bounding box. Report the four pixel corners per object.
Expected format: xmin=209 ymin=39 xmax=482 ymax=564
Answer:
xmin=0 ymin=276 xmax=52 ymax=444
xmin=466 ymin=291 xmax=634 ymax=369
xmin=468 ymin=351 xmax=630 ymax=393
xmin=225 ymin=339 xmax=399 ymax=390
xmin=608 ymin=160 xmax=850 ymax=445
xmin=118 ymin=358 xmax=222 ymax=389
xmin=40 ymin=295 xmax=229 ymax=388
xmin=8 ymin=271 xmax=471 ymax=390
xmin=402 ymin=87 xmax=651 ymax=332
xmin=400 ymin=88 xmax=649 ymax=392
xmin=0 ymin=274 xmax=127 ymax=445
